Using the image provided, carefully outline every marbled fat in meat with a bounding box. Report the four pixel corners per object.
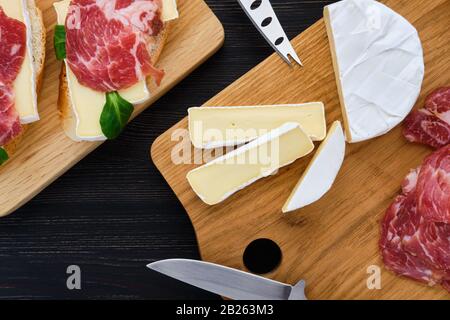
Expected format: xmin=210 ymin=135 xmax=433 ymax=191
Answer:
xmin=380 ymin=147 xmax=450 ymax=293
xmin=0 ymin=7 xmax=26 ymax=147
xmin=404 ymin=87 xmax=450 ymax=149
xmin=416 ymin=145 xmax=450 ymax=224
xmin=65 ymin=0 xmax=165 ymax=92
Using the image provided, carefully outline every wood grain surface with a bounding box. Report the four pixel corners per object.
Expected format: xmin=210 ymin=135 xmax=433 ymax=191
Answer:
xmin=0 ymin=0 xmax=224 ymax=218
xmin=151 ymin=0 xmax=450 ymax=300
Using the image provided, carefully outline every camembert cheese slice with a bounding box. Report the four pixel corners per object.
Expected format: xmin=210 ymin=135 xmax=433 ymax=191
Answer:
xmin=187 ymin=123 xmax=315 ymax=206
xmin=283 ymin=121 xmax=346 ymax=213
xmin=188 ymin=103 xmax=327 ymax=149
xmin=324 ymin=0 xmax=424 ymax=143
xmin=0 ymin=0 xmax=39 ymax=123
xmin=54 ymin=0 xmax=179 ymax=141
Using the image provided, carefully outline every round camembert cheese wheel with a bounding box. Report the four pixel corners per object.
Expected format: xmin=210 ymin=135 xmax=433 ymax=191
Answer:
xmin=324 ymin=0 xmax=425 ymax=143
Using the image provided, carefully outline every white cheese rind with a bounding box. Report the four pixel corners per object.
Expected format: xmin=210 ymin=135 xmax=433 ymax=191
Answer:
xmin=54 ymin=0 xmax=177 ymax=141
xmin=325 ymin=0 xmax=424 ymax=143
xmin=188 ymin=103 xmax=327 ymax=149
xmin=0 ymin=0 xmax=39 ymax=124
xmin=187 ymin=123 xmax=315 ymax=206
xmin=282 ymin=121 xmax=346 ymax=213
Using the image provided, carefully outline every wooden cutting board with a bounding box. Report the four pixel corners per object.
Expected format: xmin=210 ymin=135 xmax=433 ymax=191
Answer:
xmin=151 ymin=0 xmax=450 ymax=300
xmin=0 ymin=0 xmax=224 ymax=217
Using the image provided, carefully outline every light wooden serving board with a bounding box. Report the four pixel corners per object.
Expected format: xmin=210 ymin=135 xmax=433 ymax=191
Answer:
xmin=151 ymin=0 xmax=450 ymax=300
xmin=0 ymin=0 xmax=224 ymax=217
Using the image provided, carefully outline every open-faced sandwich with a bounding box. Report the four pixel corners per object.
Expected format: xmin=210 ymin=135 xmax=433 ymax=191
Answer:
xmin=0 ymin=0 xmax=45 ymax=165
xmin=53 ymin=0 xmax=179 ymax=141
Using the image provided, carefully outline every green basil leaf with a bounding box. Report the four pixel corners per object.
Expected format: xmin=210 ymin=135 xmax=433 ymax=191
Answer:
xmin=100 ymin=91 xmax=134 ymax=140
xmin=0 ymin=147 xmax=9 ymax=166
xmin=54 ymin=25 xmax=67 ymax=60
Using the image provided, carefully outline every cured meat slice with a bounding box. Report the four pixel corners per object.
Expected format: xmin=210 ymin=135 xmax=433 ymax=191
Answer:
xmin=381 ymin=173 xmax=450 ymax=286
xmin=381 ymin=146 xmax=450 ymax=293
xmin=403 ymin=87 xmax=450 ymax=149
xmin=0 ymin=7 xmax=27 ymax=84
xmin=0 ymin=7 xmax=26 ymax=147
xmin=416 ymin=145 xmax=450 ymax=223
xmin=0 ymin=85 xmax=21 ymax=146
xmin=65 ymin=0 xmax=165 ymax=92
xmin=380 ymin=194 xmax=444 ymax=285
xmin=403 ymin=218 xmax=450 ymax=273
xmin=425 ymin=87 xmax=450 ymax=124
xmin=404 ymin=109 xmax=450 ymax=149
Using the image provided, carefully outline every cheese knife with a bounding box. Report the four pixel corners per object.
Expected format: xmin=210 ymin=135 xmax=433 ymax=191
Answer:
xmin=147 ymin=259 xmax=307 ymax=300
xmin=237 ymin=0 xmax=302 ymax=66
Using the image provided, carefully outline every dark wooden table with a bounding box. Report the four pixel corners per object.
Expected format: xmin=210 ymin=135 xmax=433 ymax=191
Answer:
xmin=0 ymin=0 xmax=334 ymax=300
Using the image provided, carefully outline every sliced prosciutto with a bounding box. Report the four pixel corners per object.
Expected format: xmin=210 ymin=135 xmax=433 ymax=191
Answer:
xmin=425 ymin=87 xmax=450 ymax=124
xmin=404 ymin=109 xmax=450 ymax=149
xmin=0 ymin=7 xmax=26 ymax=147
xmin=416 ymin=145 xmax=450 ymax=224
xmin=380 ymin=147 xmax=450 ymax=293
xmin=404 ymin=87 xmax=450 ymax=149
xmin=65 ymin=0 xmax=165 ymax=92
xmin=380 ymin=193 xmax=446 ymax=285
xmin=0 ymin=85 xmax=22 ymax=146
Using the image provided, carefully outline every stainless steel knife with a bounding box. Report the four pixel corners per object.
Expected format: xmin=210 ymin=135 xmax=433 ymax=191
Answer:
xmin=147 ymin=259 xmax=307 ymax=300
xmin=237 ymin=0 xmax=302 ymax=66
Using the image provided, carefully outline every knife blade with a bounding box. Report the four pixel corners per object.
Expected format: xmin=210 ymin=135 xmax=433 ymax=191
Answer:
xmin=237 ymin=0 xmax=302 ymax=66
xmin=147 ymin=259 xmax=307 ymax=300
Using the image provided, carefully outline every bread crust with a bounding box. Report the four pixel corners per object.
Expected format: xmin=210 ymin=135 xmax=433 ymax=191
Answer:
xmin=3 ymin=1 xmax=46 ymax=161
xmin=34 ymin=3 xmax=46 ymax=94
xmin=58 ymin=20 xmax=172 ymax=141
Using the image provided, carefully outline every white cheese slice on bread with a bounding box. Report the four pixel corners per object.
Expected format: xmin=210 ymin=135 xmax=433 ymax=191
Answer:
xmin=54 ymin=0 xmax=178 ymax=141
xmin=188 ymin=103 xmax=327 ymax=149
xmin=187 ymin=123 xmax=315 ymax=206
xmin=324 ymin=0 xmax=424 ymax=143
xmin=283 ymin=121 xmax=346 ymax=213
xmin=0 ymin=0 xmax=39 ymax=124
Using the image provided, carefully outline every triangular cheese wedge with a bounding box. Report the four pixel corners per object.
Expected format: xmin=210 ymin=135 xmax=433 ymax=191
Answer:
xmin=187 ymin=123 xmax=314 ymax=206
xmin=283 ymin=121 xmax=346 ymax=213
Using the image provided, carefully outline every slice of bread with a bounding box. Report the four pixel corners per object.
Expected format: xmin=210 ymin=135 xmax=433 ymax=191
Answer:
xmin=58 ymin=22 xmax=172 ymax=141
xmin=3 ymin=0 xmax=46 ymax=158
